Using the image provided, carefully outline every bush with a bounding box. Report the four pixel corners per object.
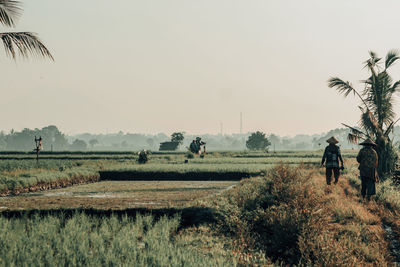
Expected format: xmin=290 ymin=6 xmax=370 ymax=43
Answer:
xmin=215 ymin=165 xmax=322 ymax=264
xmin=246 ymin=131 xmax=271 ymax=151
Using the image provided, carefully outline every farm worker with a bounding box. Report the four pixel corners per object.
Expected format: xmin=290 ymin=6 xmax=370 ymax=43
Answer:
xmin=321 ymin=136 xmax=344 ymax=185
xmin=356 ymin=138 xmax=378 ymax=201
xmin=189 ymin=140 xmax=198 ymax=154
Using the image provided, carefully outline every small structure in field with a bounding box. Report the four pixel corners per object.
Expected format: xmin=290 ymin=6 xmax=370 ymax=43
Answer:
xmin=159 ymin=141 xmax=180 ymax=151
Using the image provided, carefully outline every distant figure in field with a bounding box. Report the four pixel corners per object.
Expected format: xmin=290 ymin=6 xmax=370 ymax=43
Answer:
xmin=189 ymin=137 xmax=206 ymax=155
xmin=356 ymin=139 xmax=378 ymax=201
xmin=321 ymin=136 xmax=344 ymax=185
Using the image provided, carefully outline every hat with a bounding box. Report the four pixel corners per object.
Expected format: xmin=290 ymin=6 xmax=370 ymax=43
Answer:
xmin=326 ymin=136 xmax=339 ymax=144
xmin=359 ymin=138 xmax=377 ymax=146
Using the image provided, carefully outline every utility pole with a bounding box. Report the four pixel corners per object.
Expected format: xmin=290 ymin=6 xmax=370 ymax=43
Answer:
xmin=240 ymin=112 xmax=243 ymax=134
xmin=220 ymin=122 xmax=223 ymax=136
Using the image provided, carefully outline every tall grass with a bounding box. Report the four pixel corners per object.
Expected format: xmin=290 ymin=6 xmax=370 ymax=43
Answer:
xmin=0 ymin=159 xmax=79 ymax=172
xmin=0 ymin=213 xmax=235 ymax=266
xmin=0 ymin=167 xmax=99 ymax=194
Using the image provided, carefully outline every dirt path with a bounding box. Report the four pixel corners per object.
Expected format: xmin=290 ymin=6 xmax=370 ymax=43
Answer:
xmin=334 ymin=173 xmax=400 ymax=265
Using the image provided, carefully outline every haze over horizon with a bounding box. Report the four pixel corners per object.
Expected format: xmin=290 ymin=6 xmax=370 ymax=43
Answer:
xmin=2 ymin=0 xmax=400 ymax=136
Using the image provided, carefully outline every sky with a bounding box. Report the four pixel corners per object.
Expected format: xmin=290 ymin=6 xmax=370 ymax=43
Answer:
xmin=2 ymin=0 xmax=400 ymax=136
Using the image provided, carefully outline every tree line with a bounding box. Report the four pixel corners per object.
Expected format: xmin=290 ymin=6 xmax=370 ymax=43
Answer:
xmin=1 ymin=125 xmax=393 ymax=152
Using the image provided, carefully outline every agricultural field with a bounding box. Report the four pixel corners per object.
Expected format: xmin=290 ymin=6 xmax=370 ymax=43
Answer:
xmin=0 ymin=150 xmax=357 ymax=196
xmin=2 ymin=149 xmax=400 ymax=266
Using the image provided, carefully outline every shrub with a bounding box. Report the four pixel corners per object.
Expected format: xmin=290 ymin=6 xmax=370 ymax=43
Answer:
xmin=215 ymin=165 xmax=322 ymax=264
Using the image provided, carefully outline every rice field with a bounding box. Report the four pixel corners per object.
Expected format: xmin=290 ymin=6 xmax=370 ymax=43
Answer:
xmin=1 ymin=180 xmax=237 ymax=210
xmin=0 ymin=213 xmax=235 ymax=266
xmin=0 ymin=150 xmax=336 ymax=196
xmin=3 ymin=149 xmax=400 ymax=266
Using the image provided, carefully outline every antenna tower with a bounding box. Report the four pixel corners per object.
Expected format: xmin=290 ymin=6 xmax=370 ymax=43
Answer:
xmin=240 ymin=112 xmax=243 ymax=134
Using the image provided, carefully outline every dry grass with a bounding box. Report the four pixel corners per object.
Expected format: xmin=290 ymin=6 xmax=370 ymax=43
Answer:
xmin=206 ymin=165 xmax=392 ymax=265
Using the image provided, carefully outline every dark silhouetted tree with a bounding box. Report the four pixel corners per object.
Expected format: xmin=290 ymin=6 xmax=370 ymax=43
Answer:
xmin=89 ymin=139 xmax=99 ymax=149
xmin=246 ymin=131 xmax=271 ymax=151
xmin=70 ymin=139 xmax=87 ymax=151
xmin=171 ymin=132 xmax=185 ymax=145
xmin=146 ymin=138 xmax=154 ymax=148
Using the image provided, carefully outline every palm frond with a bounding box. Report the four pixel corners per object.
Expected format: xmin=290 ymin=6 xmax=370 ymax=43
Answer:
xmin=391 ymin=80 xmax=400 ymax=92
xmin=363 ymin=51 xmax=381 ymax=77
xmin=384 ymin=118 xmax=400 ymax=137
xmin=0 ymin=32 xmax=53 ymax=60
xmin=0 ymin=0 xmax=21 ymax=27
xmin=328 ymin=77 xmax=355 ymax=97
xmin=341 ymin=123 xmax=367 ymax=144
xmin=342 ymin=123 xmax=367 ymax=136
xmin=347 ymin=133 xmax=362 ymax=144
xmin=364 ymin=51 xmax=381 ymax=68
xmin=328 ymin=77 xmax=367 ymax=107
xmin=385 ymin=49 xmax=400 ymax=69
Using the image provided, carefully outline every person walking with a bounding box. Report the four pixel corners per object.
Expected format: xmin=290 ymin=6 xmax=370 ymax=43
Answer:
xmin=321 ymin=136 xmax=344 ymax=185
xmin=356 ymin=138 xmax=378 ymax=201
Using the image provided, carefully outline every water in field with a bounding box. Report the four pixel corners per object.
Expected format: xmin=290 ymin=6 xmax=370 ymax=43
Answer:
xmin=1 ymin=180 xmax=237 ymax=210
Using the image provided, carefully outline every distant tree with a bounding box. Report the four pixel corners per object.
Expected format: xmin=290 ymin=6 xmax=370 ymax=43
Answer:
xmin=0 ymin=1 xmax=53 ymax=60
xmin=146 ymin=138 xmax=154 ymax=148
xmin=246 ymin=131 xmax=271 ymax=151
xmin=121 ymin=141 xmax=128 ymax=148
xmin=0 ymin=131 xmax=6 ymax=150
xmin=70 ymin=139 xmax=87 ymax=151
xmin=41 ymin=125 xmax=68 ymax=150
xmin=3 ymin=126 xmax=68 ymax=151
xmin=269 ymin=134 xmax=281 ymax=151
xmin=328 ymin=50 xmax=400 ymax=176
xmin=89 ymin=139 xmax=99 ymax=149
xmin=171 ymin=132 xmax=185 ymax=145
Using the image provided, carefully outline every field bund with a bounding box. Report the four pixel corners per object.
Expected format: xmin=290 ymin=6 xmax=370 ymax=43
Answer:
xmin=99 ymin=164 xmax=266 ymax=181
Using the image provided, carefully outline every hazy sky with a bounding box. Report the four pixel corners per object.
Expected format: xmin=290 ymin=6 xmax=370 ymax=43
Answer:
xmin=2 ymin=0 xmax=400 ymax=136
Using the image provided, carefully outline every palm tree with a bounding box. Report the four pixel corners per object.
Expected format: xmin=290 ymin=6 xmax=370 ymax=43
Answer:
xmin=328 ymin=50 xmax=400 ymax=176
xmin=0 ymin=0 xmax=53 ymax=59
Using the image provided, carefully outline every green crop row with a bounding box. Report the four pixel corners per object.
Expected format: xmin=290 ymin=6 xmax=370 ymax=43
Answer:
xmin=0 ymin=167 xmax=99 ymax=194
xmin=104 ymin=163 xmax=270 ymax=174
xmin=0 ymin=213 xmax=235 ymax=267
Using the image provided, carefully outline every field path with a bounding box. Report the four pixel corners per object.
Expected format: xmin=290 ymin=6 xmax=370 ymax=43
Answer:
xmin=333 ymin=172 xmax=400 ymax=265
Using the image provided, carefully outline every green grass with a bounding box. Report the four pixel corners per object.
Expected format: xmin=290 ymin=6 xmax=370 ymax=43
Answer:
xmin=0 ymin=213 xmax=235 ymax=266
xmin=0 ymin=150 xmax=354 ymax=195
xmin=105 ymin=163 xmax=269 ymax=173
xmin=0 ymin=167 xmax=99 ymax=194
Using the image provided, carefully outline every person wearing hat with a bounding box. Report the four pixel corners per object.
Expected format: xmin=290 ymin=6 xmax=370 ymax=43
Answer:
xmin=321 ymin=136 xmax=344 ymax=185
xmin=356 ymin=138 xmax=378 ymax=201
